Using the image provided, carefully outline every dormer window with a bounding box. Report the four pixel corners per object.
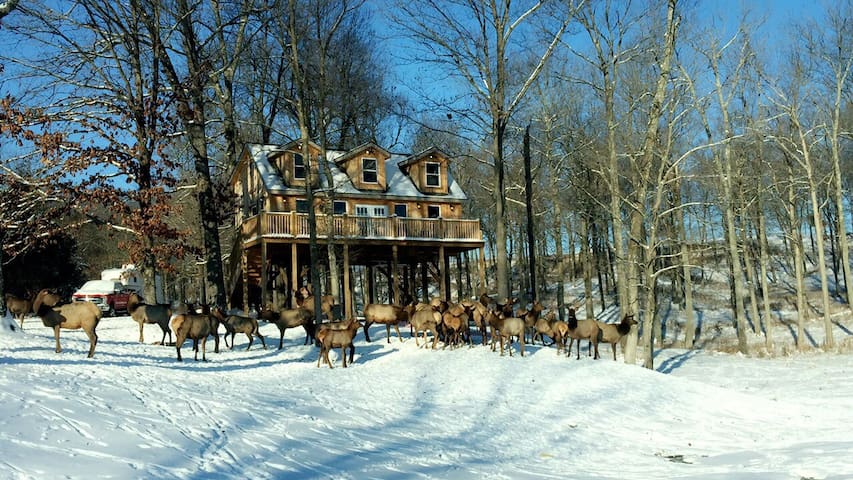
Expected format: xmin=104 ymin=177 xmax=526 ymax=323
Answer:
xmin=362 ymin=158 xmax=378 ymax=183
xmin=294 ymin=153 xmax=306 ymax=179
xmin=425 ymin=162 xmax=441 ymax=187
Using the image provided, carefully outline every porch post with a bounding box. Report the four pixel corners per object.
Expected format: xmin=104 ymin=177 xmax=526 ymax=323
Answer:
xmin=392 ymin=245 xmax=400 ymax=305
xmin=343 ymin=244 xmax=352 ymax=319
xmin=291 ymin=243 xmax=298 ymax=308
xmin=421 ymin=260 xmax=429 ymax=303
xmin=438 ymin=245 xmax=446 ymax=301
xmin=478 ymin=246 xmax=487 ymax=295
xmin=261 ymin=241 xmax=268 ymax=309
xmin=444 ymin=250 xmax=451 ymax=302
xmin=456 ymin=253 xmax=463 ymax=303
xmin=241 ymin=247 xmax=249 ymax=314
xmin=367 ymin=265 xmax=375 ymax=304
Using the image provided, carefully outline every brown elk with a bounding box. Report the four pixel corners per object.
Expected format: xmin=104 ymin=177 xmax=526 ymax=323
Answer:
xmin=597 ymin=314 xmax=637 ymax=361
xmin=406 ymin=303 xmax=441 ymax=349
xmin=170 ymin=312 xmax=215 ymax=361
xmin=440 ymin=303 xmax=470 ymax=348
xmin=491 ymin=313 xmax=526 ymax=357
xmin=460 ymin=299 xmax=490 ymax=345
xmin=362 ymin=303 xmax=409 ymax=343
xmin=516 ymin=301 xmax=544 ymax=343
xmin=212 ymin=308 xmax=266 ymax=351
xmin=295 ymin=285 xmax=336 ymax=321
xmin=5 ymin=292 xmax=34 ymax=329
xmin=316 ymin=318 xmax=361 ymax=368
xmin=32 ymin=289 xmax=101 ymax=358
xmin=566 ymin=307 xmax=600 ymax=360
xmin=258 ymin=306 xmax=315 ymax=349
xmin=127 ymin=293 xmax=173 ymax=345
xmin=532 ymin=311 xmax=569 ymax=356
xmin=496 ymin=297 xmax=518 ymax=317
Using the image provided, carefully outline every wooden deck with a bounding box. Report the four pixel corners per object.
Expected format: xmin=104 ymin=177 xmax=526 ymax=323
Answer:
xmin=241 ymin=212 xmax=483 ymax=246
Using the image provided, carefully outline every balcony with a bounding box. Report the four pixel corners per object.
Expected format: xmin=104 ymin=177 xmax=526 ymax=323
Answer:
xmin=240 ymin=212 xmax=482 ymax=245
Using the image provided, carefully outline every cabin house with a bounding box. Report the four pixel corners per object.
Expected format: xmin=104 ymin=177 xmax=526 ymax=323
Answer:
xmin=227 ymin=141 xmax=485 ymax=317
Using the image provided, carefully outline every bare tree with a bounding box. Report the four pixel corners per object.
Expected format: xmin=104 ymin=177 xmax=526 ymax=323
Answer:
xmin=284 ymin=0 xmax=324 ymax=322
xmin=769 ymin=48 xmax=836 ymax=349
xmin=2 ymin=0 xmax=190 ymax=302
xmin=139 ymin=0 xmax=229 ymax=307
xmin=799 ymin=2 xmax=853 ymax=308
xmin=684 ymin=21 xmax=756 ymax=354
xmin=391 ymin=0 xmax=575 ymax=301
xmin=572 ymin=0 xmax=639 ymax=320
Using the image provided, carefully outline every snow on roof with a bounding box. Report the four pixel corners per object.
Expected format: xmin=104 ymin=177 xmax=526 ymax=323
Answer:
xmin=244 ymin=143 xmax=468 ymax=201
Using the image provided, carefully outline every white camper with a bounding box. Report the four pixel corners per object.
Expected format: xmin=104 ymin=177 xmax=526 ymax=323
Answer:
xmin=101 ymin=264 xmax=164 ymax=302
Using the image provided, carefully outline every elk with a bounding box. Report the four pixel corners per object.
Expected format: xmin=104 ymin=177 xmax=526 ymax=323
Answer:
xmin=407 ymin=303 xmax=441 ymax=349
xmin=566 ymin=307 xmax=600 ymax=360
xmin=516 ymin=301 xmax=544 ymax=343
xmin=212 ymin=308 xmax=266 ymax=351
xmin=597 ymin=314 xmax=637 ymax=361
xmin=489 ymin=312 xmax=526 ymax=357
xmin=316 ymin=317 xmax=361 ymax=368
xmin=362 ymin=303 xmax=409 ymax=343
xmin=440 ymin=303 xmax=469 ymax=348
xmin=32 ymin=289 xmax=101 ymax=358
xmin=496 ymin=297 xmax=518 ymax=318
xmin=170 ymin=312 xmax=215 ymax=361
xmin=532 ymin=311 xmax=569 ymax=356
xmin=258 ymin=306 xmax=314 ymax=349
xmin=5 ymin=292 xmax=33 ymax=329
xmin=460 ymin=299 xmax=490 ymax=345
xmin=295 ymin=285 xmax=336 ymax=321
xmin=478 ymin=292 xmax=494 ymax=309
xmin=127 ymin=293 xmax=173 ymax=345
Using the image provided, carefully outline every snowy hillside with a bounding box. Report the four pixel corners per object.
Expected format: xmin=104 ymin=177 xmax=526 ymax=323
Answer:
xmin=1 ymin=312 xmax=852 ymax=479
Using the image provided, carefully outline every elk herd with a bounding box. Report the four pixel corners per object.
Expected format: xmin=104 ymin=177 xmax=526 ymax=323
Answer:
xmin=4 ymin=287 xmax=638 ymax=367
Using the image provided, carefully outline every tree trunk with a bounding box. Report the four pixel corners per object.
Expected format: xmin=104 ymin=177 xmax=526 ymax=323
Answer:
xmin=757 ymin=210 xmax=774 ymax=350
xmin=739 ymin=221 xmax=761 ymax=335
xmin=523 ymin=126 xmax=536 ymax=301
xmin=625 ymin=0 xmax=679 ymax=366
xmin=554 ymin=203 xmax=565 ymax=321
xmin=677 ymin=175 xmax=697 ymax=349
xmin=807 ymin=181 xmax=836 ymax=348
xmin=786 ymin=161 xmax=808 ymax=349
xmin=494 ymin=122 xmax=510 ymax=301
xmin=581 ymin=214 xmax=595 ymax=321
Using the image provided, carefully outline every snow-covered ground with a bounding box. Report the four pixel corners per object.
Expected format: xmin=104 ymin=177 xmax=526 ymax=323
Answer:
xmin=2 ymin=309 xmax=852 ymax=479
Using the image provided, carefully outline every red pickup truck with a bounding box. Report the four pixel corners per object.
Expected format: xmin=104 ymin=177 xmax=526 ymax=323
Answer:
xmin=72 ymin=280 xmax=136 ymax=317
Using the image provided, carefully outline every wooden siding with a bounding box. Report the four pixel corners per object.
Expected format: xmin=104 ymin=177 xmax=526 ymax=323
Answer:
xmin=270 ymin=147 xmax=321 ymax=189
xmin=405 ymin=156 xmax=449 ymax=195
xmin=241 ymin=212 xmax=481 ymax=244
xmin=338 ymin=148 xmax=389 ymax=191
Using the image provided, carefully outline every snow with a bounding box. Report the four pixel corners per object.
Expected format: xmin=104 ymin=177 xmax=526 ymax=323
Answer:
xmin=2 ymin=310 xmax=852 ymax=479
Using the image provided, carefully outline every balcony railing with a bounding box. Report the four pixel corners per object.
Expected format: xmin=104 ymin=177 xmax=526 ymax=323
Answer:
xmin=241 ymin=212 xmax=482 ymax=243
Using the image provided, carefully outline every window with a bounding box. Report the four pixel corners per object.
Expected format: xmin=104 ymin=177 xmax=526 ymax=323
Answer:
xmin=295 ymin=199 xmax=309 ymax=213
xmin=425 ymin=162 xmax=440 ymax=187
xmin=249 ymin=196 xmax=262 ymax=216
xmin=333 ymin=201 xmax=347 ymax=215
xmin=293 ymin=153 xmax=306 ymax=179
xmin=394 ymin=204 xmax=408 ymax=217
xmin=427 ymin=205 xmax=440 ymax=218
xmin=356 ymin=205 xmax=387 ymax=217
xmin=362 ymin=158 xmax=378 ymax=183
